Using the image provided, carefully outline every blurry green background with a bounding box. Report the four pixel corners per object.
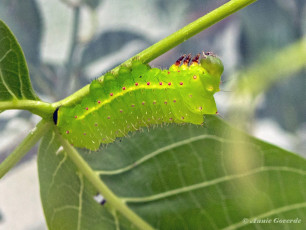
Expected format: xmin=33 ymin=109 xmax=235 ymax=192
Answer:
xmin=0 ymin=0 xmax=305 ymax=229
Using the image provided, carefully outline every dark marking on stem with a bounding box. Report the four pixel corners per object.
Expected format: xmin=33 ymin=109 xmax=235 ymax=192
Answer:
xmin=53 ymin=107 xmax=60 ymax=125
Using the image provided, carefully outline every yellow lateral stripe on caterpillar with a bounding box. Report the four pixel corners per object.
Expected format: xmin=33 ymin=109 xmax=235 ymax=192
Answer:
xmin=76 ymin=84 xmax=170 ymax=121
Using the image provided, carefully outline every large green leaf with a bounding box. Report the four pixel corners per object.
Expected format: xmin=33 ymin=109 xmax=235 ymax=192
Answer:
xmin=38 ymin=131 xmax=138 ymax=230
xmin=0 ymin=20 xmax=38 ymax=101
xmin=38 ymin=116 xmax=306 ymax=229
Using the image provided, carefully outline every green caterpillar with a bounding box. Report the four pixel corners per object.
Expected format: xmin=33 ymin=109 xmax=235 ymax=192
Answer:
xmin=54 ymin=52 xmax=224 ymax=150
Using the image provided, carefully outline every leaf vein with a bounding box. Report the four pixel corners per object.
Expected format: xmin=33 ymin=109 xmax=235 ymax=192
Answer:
xmin=0 ymin=68 xmax=18 ymax=99
xmin=96 ymin=135 xmax=249 ymax=175
xmin=0 ymin=48 xmax=12 ymax=63
xmin=122 ymin=166 xmax=306 ymax=203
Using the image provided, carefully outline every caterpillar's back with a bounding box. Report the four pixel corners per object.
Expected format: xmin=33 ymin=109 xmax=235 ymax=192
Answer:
xmin=55 ymin=52 xmax=224 ymax=150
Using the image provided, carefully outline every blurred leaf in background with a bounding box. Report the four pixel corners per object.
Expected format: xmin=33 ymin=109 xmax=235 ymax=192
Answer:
xmin=238 ymin=0 xmax=306 ymax=133
xmin=0 ymin=0 xmax=42 ymax=65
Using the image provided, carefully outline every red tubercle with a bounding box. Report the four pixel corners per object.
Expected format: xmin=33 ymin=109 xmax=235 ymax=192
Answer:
xmin=164 ymin=101 xmax=167 ymax=104
xmin=107 ymin=116 xmax=110 ymax=119
xmin=135 ymin=82 xmax=139 ymax=86
xmin=175 ymin=55 xmax=186 ymax=66
xmin=74 ymin=115 xmax=78 ymax=119
xmin=83 ymin=133 xmax=87 ymax=135
xmin=131 ymin=104 xmax=135 ymax=107
xmin=110 ymin=93 xmax=113 ymax=96
xmin=179 ymin=82 xmax=183 ymax=85
xmin=85 ymin=107 xmax=89 ymax=110
xmin=193 ymin=75 xmax=197 ymax=79
xmin=191 ymin=54 xmax=200 ymax=64
xmin=168 ymin=82 xmax=172 ymax=86
xmin=122 ymin=87 xmax=126 ymax=90
xmin=66 ymin=130 xmax=70 ymax=134
xmin=97 ymin=100 xmax=101 ymax=104
xmin=177 ymin=70 xmax=180 ymax=73
xmin=173 ymin=100 xmax=176 ymax=103
xmin=147 ymin=82 xmax=151 ymax=86
xmin=167 ymin=71 xmax=170 ymax=74
xmin=183 ymin=54 xmax=191 ymax=65
xmin=120 ymin=109 xmax=123 ymax=113
xmin=142 ymin=101 xmax=145 ymax=105
xmin=159 ymin=82 xmax=163 ymax=85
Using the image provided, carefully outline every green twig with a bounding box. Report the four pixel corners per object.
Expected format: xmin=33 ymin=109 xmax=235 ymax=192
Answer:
xmin=58 ymin=134 xmax=154 ymax=230
xmin=0 ymin=100 xmax=54 ymax=119
xmin=53 ymin=0 xmax=257 ymax=108
xmin=0 ymin=120 xmax=52 ymax=179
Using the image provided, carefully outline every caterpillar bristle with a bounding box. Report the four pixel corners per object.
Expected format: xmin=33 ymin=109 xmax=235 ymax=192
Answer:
xmin=215 ymin=111 xmax=224 ymax=119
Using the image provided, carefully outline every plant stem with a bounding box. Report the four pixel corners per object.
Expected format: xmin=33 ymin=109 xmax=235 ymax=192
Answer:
xmin=0 ymin=120 xmax=52 ymax=179
xmin=0 ymin=100 xmax=55 ymax=119
xmin=53 ymin=0 xmax=257 ymax=108
xmin=58 ymin=135 xmax=154 ymax=230
xmin=126 ymin=0 xmax=257 ymax=64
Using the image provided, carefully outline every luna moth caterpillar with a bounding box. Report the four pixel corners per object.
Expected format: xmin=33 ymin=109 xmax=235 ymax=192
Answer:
xmin=54 ymin=52 xmax=224 ymax=150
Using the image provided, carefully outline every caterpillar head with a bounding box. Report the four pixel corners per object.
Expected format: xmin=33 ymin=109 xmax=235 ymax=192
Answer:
xmin=198 ymin=52 xmax=223 ymax=95
xmin=200 ymin=52 xmax=224 ymax=77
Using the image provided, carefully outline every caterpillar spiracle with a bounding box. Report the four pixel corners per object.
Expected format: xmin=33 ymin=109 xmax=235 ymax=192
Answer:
xmin=54 ymin=52 xmax=224 ymax=150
